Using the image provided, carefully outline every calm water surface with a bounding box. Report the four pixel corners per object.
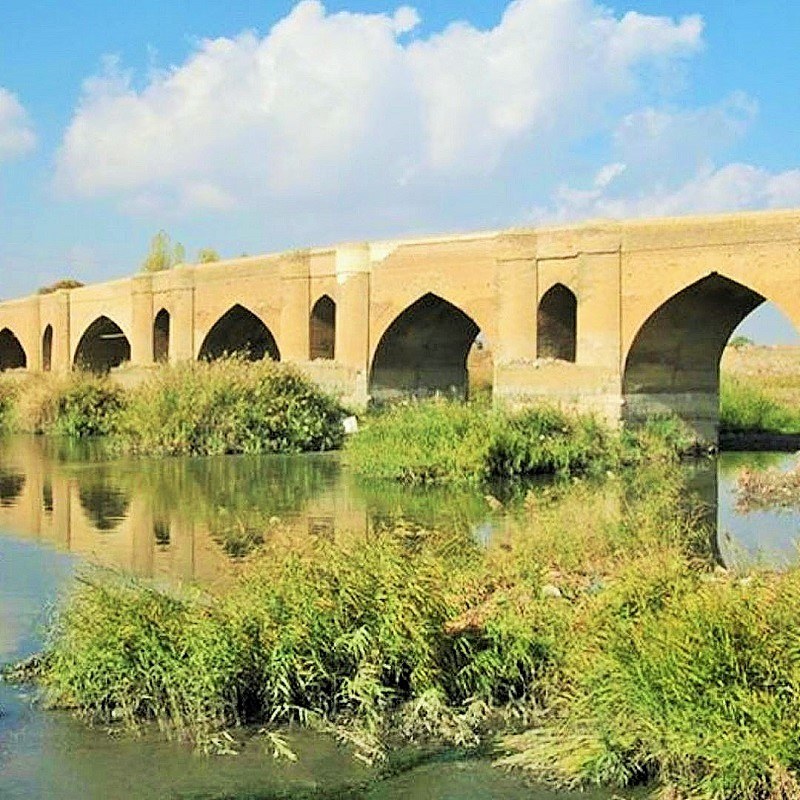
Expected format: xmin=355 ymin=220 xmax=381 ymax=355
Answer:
xmin=0 ymin=436 xmax=796 ymax=799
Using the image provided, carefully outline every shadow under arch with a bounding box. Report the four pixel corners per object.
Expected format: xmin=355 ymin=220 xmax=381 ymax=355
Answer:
xmin=0 ymin=468 xmax=25 ymax=507
xmin=74 ymin=316 xmax=131 ymax=372
xmin=370 ymin=292 xmax=480 ymax=401
xmin=0 ymin=328 xmax=27 ymax=370
xmin=42 ymin=324 xmax=53 ymax=371
xmin=78 ymin=481 xmax=131 ymax=532
xmin=622 ymin=273 xmax=775 ymax=439
xmin=537 ymin=283 xmax=577 ymax=362
xmin=310 ymin=295 xmax=335 ymax=360
xmin=198 ymin=304 xmax=280 ymax=362
xmin=153 ymin=308 xmax=170 ymax=362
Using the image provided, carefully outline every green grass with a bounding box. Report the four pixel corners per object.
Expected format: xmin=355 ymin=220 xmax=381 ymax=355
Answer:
xmin=346 ymin=400 xmax=694 ymax=484
xmin=0 ymin=359 xmax=347 ymax=455
xmin=720 ymin=377 xmax=800 ymax=434
xmin=501 ymin=559 xmax=800 ymax=800
xmin=114 ymin=359 xmax=346 ymax=456
xmin=39 ymin=461 xmax=705 ymax=762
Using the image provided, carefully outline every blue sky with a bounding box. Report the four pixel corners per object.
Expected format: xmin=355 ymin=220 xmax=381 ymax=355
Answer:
xmin=0 ymin=0 xmax=798 ymax=341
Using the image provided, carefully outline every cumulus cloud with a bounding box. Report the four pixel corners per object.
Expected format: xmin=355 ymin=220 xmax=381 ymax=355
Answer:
xmin=532 ymin=93 xmax=788 ymax=222
xmin=55 ymin=0 xmax=703 ymax=215
xmin=543 ymin=163 xmax=800 ymax=221
xmin=0 ymin=88 xmax=36 ymax=163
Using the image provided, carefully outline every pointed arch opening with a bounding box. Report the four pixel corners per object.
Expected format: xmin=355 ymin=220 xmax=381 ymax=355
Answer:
xmin=73 ymin=316 xmax=131 ymax=372
xmin=0 ymin=329 xmax=27 ymax=371
xmin=623 ymin=273 xmax=771 ymax=440
xmin=42 ymin=325 xmax=53 ymax=372
xmin=370 ymin=293 xmax=481 ymax=401
xmin=153 ymin=309 xmax=170 ymax=363
xmin=537 ymin=283 xmax=577 ymax=362
xmin=198 ymin=304 xmax=280 ymax=362
xmin=310 ymin=295 xmax=336 ymax=360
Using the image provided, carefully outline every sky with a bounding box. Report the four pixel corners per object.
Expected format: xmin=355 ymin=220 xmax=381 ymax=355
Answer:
xmin=0 ymin=0 xmax=798 ymax=342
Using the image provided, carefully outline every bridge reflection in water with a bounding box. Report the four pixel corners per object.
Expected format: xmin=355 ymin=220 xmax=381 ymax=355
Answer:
xmin=0 ymin=436 xmax=512 ymax=585
xmin=2 ymin=435 xmax=797 ymax=577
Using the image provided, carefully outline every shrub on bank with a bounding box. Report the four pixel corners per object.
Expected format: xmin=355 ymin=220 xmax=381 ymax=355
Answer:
xmin=502 ymin=559 xmax=800 ymax=800
xmin=11 ymin=372 xmax=124 ymax=437
xmin=39 ymin=461 xmax=703 ymax=760
xmin=0 ymin=380 xmax=18 ymax=432
xmin=115 ymin=359 xmax=346 ymax=456
xmin=720 ymin=377 xmax=800 ymax=434
xmin=346 ymin=400 xmax=691 ymax=484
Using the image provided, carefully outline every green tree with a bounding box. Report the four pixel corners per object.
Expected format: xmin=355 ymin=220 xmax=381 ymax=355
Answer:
xmin=197 ymin=248 xmax=220 ymax=264
xmin=141 ymin=231 xmax=185 ymax=273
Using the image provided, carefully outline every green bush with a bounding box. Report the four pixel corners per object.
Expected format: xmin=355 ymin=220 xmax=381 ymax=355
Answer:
xmin=115 ymin=358 xmax=346 ymax=456
xmin=720 ymin=377 xmax=800 ymax=434
xmin=502 ymin=559 xmax=800 ymax=800
xmin=346 ymin=401 xmax=687 ymax=484
xmin=0 ymin=379 xmax=18 ymax=432
xmin=51 ymin=374 xmax=125 ymax=437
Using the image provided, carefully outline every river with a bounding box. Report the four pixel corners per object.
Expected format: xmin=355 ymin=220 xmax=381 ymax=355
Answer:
xmin=0 ymin=436 xmax=797 ymax=799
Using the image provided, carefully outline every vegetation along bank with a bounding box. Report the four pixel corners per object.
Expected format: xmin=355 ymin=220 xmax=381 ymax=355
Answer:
xmin=23 ymin=458 xmax=800 ymax=800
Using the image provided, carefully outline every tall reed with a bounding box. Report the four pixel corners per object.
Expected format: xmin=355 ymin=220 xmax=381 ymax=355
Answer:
xmin=346 ymin=400 xmax=694 ymax=484
xmin=115 ymin=359 xmax=346 ymax=456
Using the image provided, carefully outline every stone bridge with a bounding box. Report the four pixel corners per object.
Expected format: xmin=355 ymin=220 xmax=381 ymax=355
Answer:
xmin=1 ymin=209 xmax=798 ymax=440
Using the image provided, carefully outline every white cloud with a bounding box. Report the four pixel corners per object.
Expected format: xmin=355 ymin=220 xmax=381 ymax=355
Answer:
xmin=55 ymin=0 xmax=703 ymax=215
xmin=612 ymin=92 xmax=756 ymax=173
xmin=533 ymin=92 xmax=779 ymax=222
xmin=544 ymin=163 xmax=800 ymax=221
xmin=594 ymin=162 xmax=627 ymax=189
xmin=0 ymin=88 xmax=36 ymax=163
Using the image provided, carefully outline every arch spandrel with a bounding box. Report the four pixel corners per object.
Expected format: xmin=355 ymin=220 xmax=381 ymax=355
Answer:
xmin=621 ymin=240 xmax=800 ymax=359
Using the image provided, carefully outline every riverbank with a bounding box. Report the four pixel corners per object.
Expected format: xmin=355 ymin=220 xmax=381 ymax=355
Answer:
xmin=5 ymin=437 xmax=800 ymax=798
xmin=27 ymin=457 xmax=792 ymax=800
xmin=0 ymin=362 xmax=699 ymax=482
xmin=720 ymin=343 xmax=800 ymax=437
xmin=0 ymin=360 xmax=347 ymax=455
xmin=0 ymin=342 xmax=796 ymax=465
xmin=344 ymin=400 xmax=696 ymax=484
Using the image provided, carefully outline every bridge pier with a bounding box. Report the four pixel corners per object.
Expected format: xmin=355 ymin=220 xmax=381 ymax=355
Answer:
xmin=131 ymin=275 xmax=154 ymax=367
xmin=279 ymin=251 xmax=311 ymax=362
xmin=333 ymin=245 xmax=371 ymax=407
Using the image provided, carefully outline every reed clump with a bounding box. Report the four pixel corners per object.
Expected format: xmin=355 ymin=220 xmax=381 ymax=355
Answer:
xmin=114 ymin=359 xmax=346 ymax=456
xmin=346 ymin=400 xmax=694 ymax=484
xmin=720 ymin=376 xmax=800 ymax=434
xmin=10 ymin=371 xmax=124 ymax=437
xmin=501 ymin=560 xmax=800 ymax=800
xmin=40 ymin=461 xmax=707 ymax=767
